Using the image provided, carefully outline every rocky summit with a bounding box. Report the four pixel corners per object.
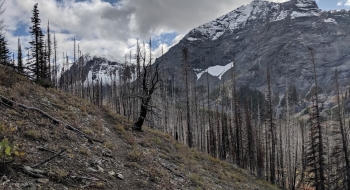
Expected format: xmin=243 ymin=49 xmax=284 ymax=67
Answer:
xmin=155 ymin=0 xmax=350 ymax=108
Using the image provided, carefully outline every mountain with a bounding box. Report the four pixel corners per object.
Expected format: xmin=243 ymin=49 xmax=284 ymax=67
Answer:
xmin=62 ymin=53 xmax=135 ymax=87
xmin=0 ymin=64 xmax=279 ymax=190
xmin=155 ymin=0 xmax=350 ymax=110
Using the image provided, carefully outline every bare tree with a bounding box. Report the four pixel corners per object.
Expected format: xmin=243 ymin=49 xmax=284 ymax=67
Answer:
xmin=306 ymin=47 xmax=326 ymax=190
xmin=334 ymin=69 xmax=350 ymax=189
xmin=182 ymin=47 xmax=193 ymax=148
xmin=266 ymin=66 xmax=276 ymax=184
xmin=132 ymin=46 xmax=159 ymax=131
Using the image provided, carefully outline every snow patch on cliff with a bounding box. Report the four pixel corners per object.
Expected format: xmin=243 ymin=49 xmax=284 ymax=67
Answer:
xmin=324 ymin=18 xmax=337 ymax=24
xmin=196 ymin=62 xmax=233 ymax=80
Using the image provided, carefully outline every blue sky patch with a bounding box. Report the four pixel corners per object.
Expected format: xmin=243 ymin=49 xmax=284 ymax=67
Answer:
xmin=152 ymin=32 xmax=178 ymax=50
xmin=318 ymin=0 xmax=349 ymax=10
xmin=13 ymin=23 xmax=29 ymax=37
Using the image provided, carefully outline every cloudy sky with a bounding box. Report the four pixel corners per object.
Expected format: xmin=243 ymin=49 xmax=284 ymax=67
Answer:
xmin=2 ymin=0 xmax=349 ymax=63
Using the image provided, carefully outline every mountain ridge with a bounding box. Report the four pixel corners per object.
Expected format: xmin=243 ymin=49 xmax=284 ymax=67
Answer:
xmin=185 ymin=0 xmax=319 ymax=41
xmin=153 ymin=0 xmax=350 ymax=112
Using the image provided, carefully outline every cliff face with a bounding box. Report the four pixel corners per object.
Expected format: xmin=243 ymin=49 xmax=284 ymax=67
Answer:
xmin=156 ymin=0 xmax=350 ymax=102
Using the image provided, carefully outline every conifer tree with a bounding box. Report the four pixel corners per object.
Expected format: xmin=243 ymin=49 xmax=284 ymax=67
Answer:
xmin=0 ymin=34 xmax=9 ymax=65
xmin=28 ymin=3 xmax=45 ymax=82
xmin=28 ymin=3 xmax=41 ymax=80
xmin=17 ymin=38 xmax=23 ymax=73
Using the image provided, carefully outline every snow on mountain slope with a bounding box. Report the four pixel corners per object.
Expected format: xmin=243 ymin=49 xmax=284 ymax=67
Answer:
xmin=196 ymin=62 xmax=233 ymax=80
xmin=185 ymin=0 xmax=319 ymax=41
xmin=323 ymin=18 xmax=337 ymax=24
xmin=62 ymin=53 xmax=135 ymax=87
xmin=84 ymin=53 xmax=123 ymax=64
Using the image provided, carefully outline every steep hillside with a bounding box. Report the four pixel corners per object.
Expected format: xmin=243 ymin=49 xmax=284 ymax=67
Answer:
xmin=0 ymin=65 xmax=279 ymax=189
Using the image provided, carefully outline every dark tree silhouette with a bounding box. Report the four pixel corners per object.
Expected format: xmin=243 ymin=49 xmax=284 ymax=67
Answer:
xmin=132 ymin=42 xmax=159 ymax=131
xmin=306 ymin=47 xmax=326 ymax=190
xmin=28 ymin=3 xmax=48 ymax=83
xmin=17 ymin=38 xmax=23 ymax=73
xmin=182 ymin=47 xmax=193 ymax=148
xmin=47 ymin=20 xmax=52 ymax=81
xmin=266 ymin=66 xmax=276 ymax=184
xmin=0 ymin=34 xmax=9 ymax=65
xmin=334 ymin=69 xmax=350 ymax=189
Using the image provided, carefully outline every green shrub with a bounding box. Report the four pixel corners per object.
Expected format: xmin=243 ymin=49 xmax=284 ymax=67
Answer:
xmin=0 ymin=138 xmax=25 ymax=162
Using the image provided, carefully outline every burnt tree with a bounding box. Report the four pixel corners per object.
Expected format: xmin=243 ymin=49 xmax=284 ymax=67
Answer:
xmin=132 ymin=56 xmax=159 ymax=131
xmin=306 ymin=47 xmax=326 ymax=190
xmin=182 ymin=47 xmax=193 ymax=148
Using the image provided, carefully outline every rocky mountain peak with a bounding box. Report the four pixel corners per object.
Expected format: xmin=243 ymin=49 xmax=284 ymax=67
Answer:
xmin=185 ymin=0 xmax=320 ymax=41
xmin=153 ymin=0 xmax=350 ymax=113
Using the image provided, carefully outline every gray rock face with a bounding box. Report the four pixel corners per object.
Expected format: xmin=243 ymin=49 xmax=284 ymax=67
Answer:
xmin=64 ymin=53 xmax=134 ymax=86
xmin=154 ymin=0 xmax=350 ymax=101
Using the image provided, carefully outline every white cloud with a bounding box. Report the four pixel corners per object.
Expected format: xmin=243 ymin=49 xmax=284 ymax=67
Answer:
xmin=346 ymin=0 xmax=350 ymax=6
xmin=337 ymin=0 xmax=350 ymax=6
xmin=2 ymin=0 xmax=288 ymax=63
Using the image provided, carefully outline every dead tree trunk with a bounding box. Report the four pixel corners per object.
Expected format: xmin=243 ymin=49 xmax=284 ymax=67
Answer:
xmin=182 ymin=47 xmax=193 ymax=148
xmin=335 ymin=69 xmax=350 ymax=189
xmin=132 ymin=56 xmax=159 ymax=131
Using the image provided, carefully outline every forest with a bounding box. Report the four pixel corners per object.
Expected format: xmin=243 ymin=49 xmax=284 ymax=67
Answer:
xmin=1 ymin=2 xmax=350 ymax=190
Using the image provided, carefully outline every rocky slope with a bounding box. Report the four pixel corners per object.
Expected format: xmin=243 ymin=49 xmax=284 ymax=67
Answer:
xmin=0 ymin=65 xmax=279 ymax=189
xmin=155 ymin=0 xmax=350 ymax=108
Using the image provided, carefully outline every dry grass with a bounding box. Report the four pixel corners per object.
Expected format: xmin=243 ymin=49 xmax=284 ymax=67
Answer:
xmin=114 ymin=123 xmax=125 ymax=133
xmin=24 ymin=129 xmax=41 ymax=140
xmin=189 ymin=173 xmax=205 ymax=187
xmin=127 ymin=146 xmax=142 ymax=162
xmin=103 ymin=140 xmax=114 ymax=150
xmin=82 ymin=128 xmax=93 ymax=135
xmin=78 ymin=146 xmax=91 ymax=155
xmin=90 ymin=182 xmax=106 ymax=189
xmin=51 ymin=168 xmax=69 ymax=182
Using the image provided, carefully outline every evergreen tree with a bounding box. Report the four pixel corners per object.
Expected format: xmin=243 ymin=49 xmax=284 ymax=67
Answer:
xmin=28 ymin=3 xmax=44 ymax=81
xmin=0 ymin=34 xmax=9 ymax=65
xmin=17 ymin=38 xmax=23 ymax=73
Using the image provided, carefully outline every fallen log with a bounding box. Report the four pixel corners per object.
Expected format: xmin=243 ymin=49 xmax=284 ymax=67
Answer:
xmin=32 ymin=149 xmax=66 ymax=168
xmin=37 ymin=146 xmax=69 ymax=159
xmin=23 ymin=166 xmax=45 ymax=178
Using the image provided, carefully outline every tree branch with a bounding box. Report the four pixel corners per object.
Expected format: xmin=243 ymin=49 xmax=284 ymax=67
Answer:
xmin=32 ymin=149 xmax=66 ymax=168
